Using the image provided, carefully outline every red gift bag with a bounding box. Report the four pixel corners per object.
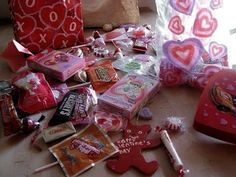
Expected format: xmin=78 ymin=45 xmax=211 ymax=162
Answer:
xmin=8 ymin=0 xmax=84 ymax=53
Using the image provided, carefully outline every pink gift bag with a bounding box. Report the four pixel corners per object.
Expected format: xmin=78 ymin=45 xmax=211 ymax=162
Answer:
xmin=8 ymin=0 xmax=84 ymax=53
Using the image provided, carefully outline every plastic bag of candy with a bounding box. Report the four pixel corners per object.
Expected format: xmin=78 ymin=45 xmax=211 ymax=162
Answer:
xmin=154 ymin=0 xmax=229 ymax=89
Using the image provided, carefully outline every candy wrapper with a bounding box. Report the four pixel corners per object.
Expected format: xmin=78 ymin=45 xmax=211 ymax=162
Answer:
xmin=163 ymin=116 xmax=185 ymax=133
xmin=94 ymin=110 xmax=125 ymax=132
xmin=98 ymin=73 xmax=161 ymax=119
xmin=12 ymin=71 xmax=57 ymax=114
xmin=8 ymin=0 xmax=84 ymax=53
xmin=87 ymin=60 xmax=119 ymax=93
xmin=155 ymin=0 xmax=229 ymax=89
xmin=49 ymin=87 xmax=97 ymax=126
xmin=0 ymin=94 xmax=21 ymax=136
xmin=112 ymin=54 xmax=160 ymax=77
xmin=27 ymin=49 xmax=86 ymax=82
xmin=49 ymin=123 xmax=118 ymax=177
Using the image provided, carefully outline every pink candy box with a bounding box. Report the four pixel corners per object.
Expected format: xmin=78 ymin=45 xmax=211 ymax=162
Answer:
xmin=98 ymin=74 xmax=161 ymax=119
xmin=27 ymin=49 xmax=85 ymax=82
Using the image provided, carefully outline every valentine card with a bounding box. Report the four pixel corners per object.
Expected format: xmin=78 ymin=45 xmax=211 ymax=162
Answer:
xmin=194 ymin=69 xmax=236 ymax=143
xmin=98 ymin=73 xmax=161 ymax=119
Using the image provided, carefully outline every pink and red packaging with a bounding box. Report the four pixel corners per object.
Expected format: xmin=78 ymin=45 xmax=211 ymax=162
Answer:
xmin=8 ymin=0 xmax=84 ymax=53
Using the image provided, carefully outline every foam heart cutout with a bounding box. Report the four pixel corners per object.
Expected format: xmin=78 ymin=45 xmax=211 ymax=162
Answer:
xmin=163 ymin=38 xmax=203 ymax=71
xmin=193 ymin=8 xmax=218 ymax=38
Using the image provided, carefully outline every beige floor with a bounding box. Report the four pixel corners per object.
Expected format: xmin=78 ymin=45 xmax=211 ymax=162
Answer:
xmin=0 ymin=9 xmax=236 ymax=177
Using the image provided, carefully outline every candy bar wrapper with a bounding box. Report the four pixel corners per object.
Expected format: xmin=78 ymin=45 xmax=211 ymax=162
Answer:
xmin=49 ymin=123 xmax=119 ymax=177
xmin=87 ymin=60 xmax=119 ymax=93
xmin=8 ymin=0 xmax=84 ymax=53
xmin=43 ymin=122 xmax=76 ymax=143
xmin=0 ymin=94 xmax=21 ymax=136
xmin=12 ymin=71 xmax=57 ymax=114
xmin=98 ymin=73 xmax=161 ymax=119
xmin=27 ymin=49 xmax=86 ymax=82
xmin=155 ymin=0 xmax=229 ymax=88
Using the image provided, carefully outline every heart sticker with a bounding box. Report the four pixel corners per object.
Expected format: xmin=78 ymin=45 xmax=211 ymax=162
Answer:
xmin=53 ymin=33 xmax=77 ymax=49
xmin=170 ymin=0 xmax=195 ymax=15
xmin=193 ymin=8 xmax=218 ymax=38
xmin=19 ymin=0 xmax=44 ymax=15
xmin=30 ymin=28 xmax=54 ymax=50
xmin=163 ymin=38 xmax=203 ymax=71
xmin=39 ymin=2 xmax=67 ymax=30
xmin=209 ymin=42 xmax=227 ymax=60
xmin=210 ymin=0 xmax=223 ymax=10
xmin=168 ymin=15 xmax=185 ymax=35
xmin=62 ymin=17 xmax=83 ymax=34
xmin=14 ymin=13 xmax=36 ymax=39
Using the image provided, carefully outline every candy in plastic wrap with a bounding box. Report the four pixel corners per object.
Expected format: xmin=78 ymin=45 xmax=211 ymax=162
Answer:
xmin=87 ymin=60 xmax=119 ymax=93
xmin=0 ymin=94 xmax=21 ymax=136
xmin=49 ymin=124 xmax=118 ymax=177
xmin=164 ymin=116 xmax=185 ymax=133
xmin=12 ymin=71 xmax=57 ymax=114
xmin=94 ymin=110 xmax=124 ymax=132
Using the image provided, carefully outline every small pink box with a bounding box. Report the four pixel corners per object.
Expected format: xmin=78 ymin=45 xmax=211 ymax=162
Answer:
xmin=27 ymin=49 xmax=85 ymax=82
xmin=98 ymin=73 xmax=161 ymax=119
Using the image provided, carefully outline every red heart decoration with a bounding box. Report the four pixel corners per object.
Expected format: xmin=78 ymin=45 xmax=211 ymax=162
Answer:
xmin=62 ymin=17 xmax=83 ymax=34
xmin=170 ymin=0 xmax=195 ymax=15
xmin=25 ymin=43 xmax=41 ymax=53
xmin=163 ymin=38 xmax=203 ymax=71
xmin=19 ymin=0 xmax=44 ymax=15
xmin=39 ymin=2 xmax=67 ymax=30
xmin=209 ymin=42 xmax=227 ymax=59
xmin=14 ymin=13 xmax=36 ymax=39
xmin=75 ymin=3 xmax=82 ymax=20
xmin=30 ymin=28 xmax=54 ymax=50
xmin=168 ymin=16 xmax=185 ymax=35
xmin=65 ymin=0 xmax=81 ymax=9
xmin=53 ymin=33 xmax=77 ymax=49
xmin=193 ymin=8 xmax=218 ymax=38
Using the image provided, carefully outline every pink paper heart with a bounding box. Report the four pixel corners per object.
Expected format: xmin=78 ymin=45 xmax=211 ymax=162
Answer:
xmin=53 ymin=33 xmax=77 ymax=49
xmin=209 ymin=42 xmax=227 ymax=60
xmin=14 ymin=13 xmax=36 ymax=39
xmin=168 ymin=16 xmax=185 ymax=35
xmin=170 ymin=0 xmax=195 ymax=15
xmin=163 ymin=38 xmax=203 ymax=71
xmin=19 ymin=0 xmax=44 ymax=15
xmin=39 ymin=2 xmax=67 ymax=30
xmin=193 ymin=8 xmax=218 ymax=38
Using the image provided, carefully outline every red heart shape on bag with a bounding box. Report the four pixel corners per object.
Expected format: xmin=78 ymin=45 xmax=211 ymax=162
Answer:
xmin=75 ymin=3 xmax=82 ymax=20
xmin=14 ymin=13 xmax=36 ymax=39
xmin=168 ymin=16 xmax=185 ymax=35
xmin=163 ymin=38 xmax=203 ymax=71
xmin=170 ymin=0 xmax=195 ymax=15
xmin=25 ymin=43 xmax=41 ymax=53
xmin=62 ymin=17 xmax=83 ymax=34
xmin=19 ymin=0 xmax=44 ymax=15
xmin=40 ymin=3 xmax=67 ymax=30
xmin=53 ymin=33 xmax=77 ymax=49
xmin=209 ymin=42 xmax=227 ymax=60
xmin=30 ymin=28 xmax=54 ymax=50
xmin=193 ymin=8 xmax=218 ymax=38
xmin=65 ymin=0 xmax=80 ymax=9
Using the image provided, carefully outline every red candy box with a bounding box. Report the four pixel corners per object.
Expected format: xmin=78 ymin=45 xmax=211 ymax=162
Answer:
xmin=194 ymin=69 xmax=236 ymax=144
xmin=8 ymin=0 xmax=84 ymax=53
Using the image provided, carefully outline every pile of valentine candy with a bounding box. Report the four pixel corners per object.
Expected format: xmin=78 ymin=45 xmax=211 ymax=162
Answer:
xmin=0 ymin=0 xmax=234 ymax=177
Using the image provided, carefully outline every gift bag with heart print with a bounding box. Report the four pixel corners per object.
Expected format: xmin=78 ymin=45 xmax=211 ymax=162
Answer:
xmin=8 ymin=0 xmax=84 ymax=53
xmin=154 ymin=0 xmax=229 ymax=89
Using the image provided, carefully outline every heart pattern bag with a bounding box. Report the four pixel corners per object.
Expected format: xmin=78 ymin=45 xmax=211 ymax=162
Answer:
xmin=8 ymin=0 xmax=84 ymax=53
xmin=155 ymin=0 xmax=228 ymax=88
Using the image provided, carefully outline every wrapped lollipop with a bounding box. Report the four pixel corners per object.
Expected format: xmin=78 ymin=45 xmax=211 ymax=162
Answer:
xmin=163 ymin=116 xmax=185 ymax=133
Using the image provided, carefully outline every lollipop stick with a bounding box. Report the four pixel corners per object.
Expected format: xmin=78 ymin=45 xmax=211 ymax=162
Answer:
xmin=68 ymin=82 xmax=91 ymax=90
xmin=34 ymin=161 xmax=59 ymax=173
